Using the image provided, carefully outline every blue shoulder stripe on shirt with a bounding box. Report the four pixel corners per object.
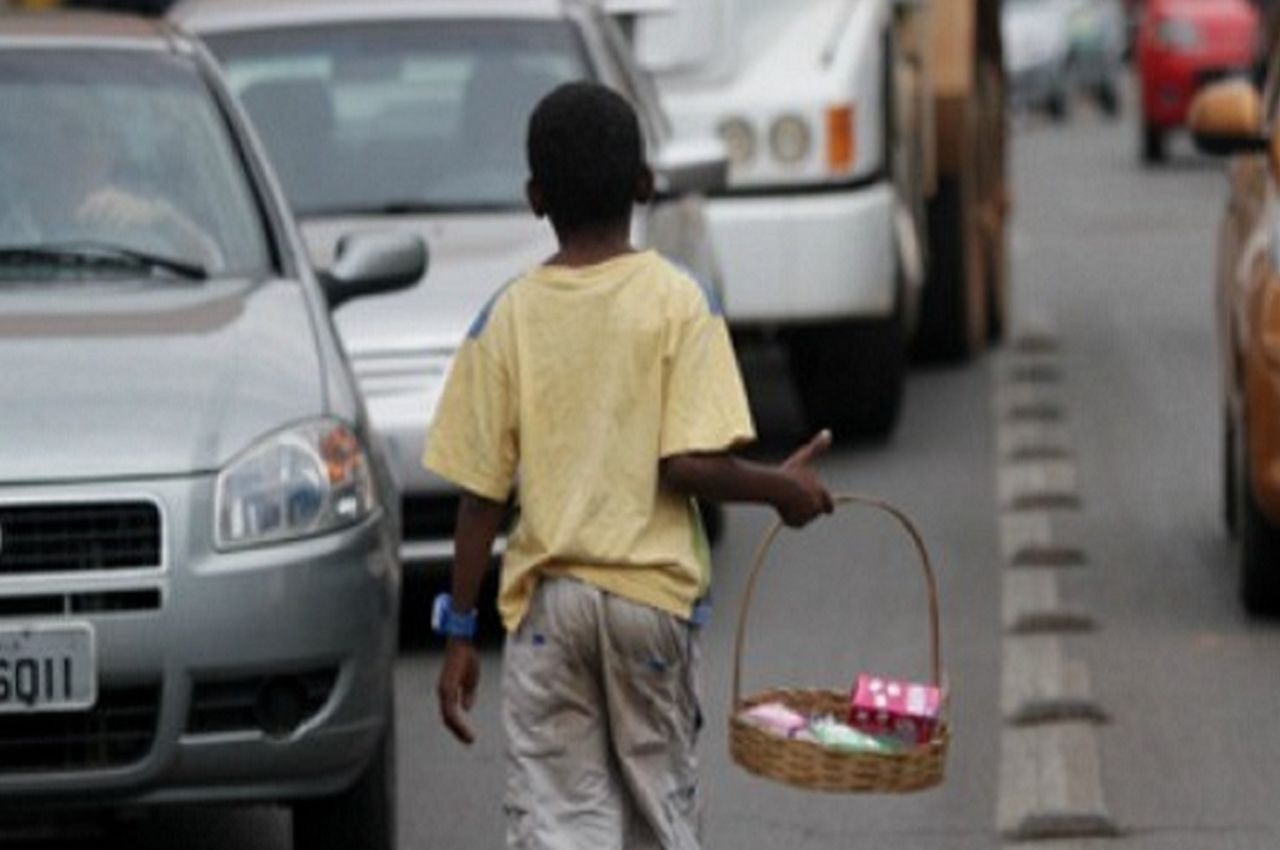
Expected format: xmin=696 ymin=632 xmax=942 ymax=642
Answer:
xmin=467 ymin=276 xmax=519 ymax=339
xmin=672 ymin=261 xmax=725 ymax=318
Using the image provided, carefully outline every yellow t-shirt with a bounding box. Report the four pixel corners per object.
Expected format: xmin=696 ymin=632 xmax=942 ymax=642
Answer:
xmin=423 ymin=250 xmax=755 ymax=631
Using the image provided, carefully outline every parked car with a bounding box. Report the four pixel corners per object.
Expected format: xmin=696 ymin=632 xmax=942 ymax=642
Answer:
xmin=172 ymin=0 xmax=730 ymax=566
xmin=1190 ymin=60 xmax=1280 ymax=613
xmin=1004 ymin=0 xmax=1075 ymax=118
xmin=1137 ymin=0 xmax=1259 ymax=162
xmin=0 ymin=13 xmax=423 ymax=847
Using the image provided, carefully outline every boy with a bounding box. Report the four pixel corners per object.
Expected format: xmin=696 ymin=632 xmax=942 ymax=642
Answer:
xmin=425 ymin=82 xmax=834 ymax=850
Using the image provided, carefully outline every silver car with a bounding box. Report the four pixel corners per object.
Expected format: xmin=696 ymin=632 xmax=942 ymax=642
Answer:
xmin=0 ymin=12 xmax=423 ymax=848
xmin=172 ymin=0 xmax=729 ymax=567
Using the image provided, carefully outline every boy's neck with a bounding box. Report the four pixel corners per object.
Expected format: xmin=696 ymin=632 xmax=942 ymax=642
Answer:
xmin=547 ymin=222 xmax=636 ymax=268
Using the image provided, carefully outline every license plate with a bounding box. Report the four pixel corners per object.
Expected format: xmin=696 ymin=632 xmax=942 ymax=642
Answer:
xmin=0 ymin=623 xmax=96 ymax=713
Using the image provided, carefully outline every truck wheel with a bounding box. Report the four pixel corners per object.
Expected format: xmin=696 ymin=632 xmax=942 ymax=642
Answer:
xmin=1046 ymin=87 xmax=1070 ymax=122
xmin=1141 ymin=122 xmax=1166 ymax=164
xmin=1235 ymin=423 xmax=1280 ymax=615
xmin=293 ymin=710 xmax=396 ymax=850
xmin=1224 ymin=410 xmax=1237 ymax=537
xmin=918 ymin=168 xmax=986 ymax=362
xmin=785 ymin=309 xmax=906 ymax=443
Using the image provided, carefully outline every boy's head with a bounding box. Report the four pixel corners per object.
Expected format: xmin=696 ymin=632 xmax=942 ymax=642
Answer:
xmin=526 ymin=82 xmax=653 ymax=237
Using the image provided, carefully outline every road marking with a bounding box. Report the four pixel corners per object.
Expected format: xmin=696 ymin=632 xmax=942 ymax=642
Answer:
xmin=1001 ymin=512 xmax=1087 ymax=568
xmin=998 ymin=461 xmax=1081 ymax=511
xmin=997 ymin=724 xmax=1120 ymax=841
xmin=1003 ymin=571 xmax=1096 ymax=633
xmin=997 ymin=421 xmax=1074 ymax=462
xmin=994 ymin=336 xmax=1118 ymax=844
xmin=1002 ymin=637 xmax=1107 ymax=726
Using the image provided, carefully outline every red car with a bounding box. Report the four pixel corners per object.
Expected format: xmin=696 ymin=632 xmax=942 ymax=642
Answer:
xmin=1136 ymin=0 xmax=1259 ymax=162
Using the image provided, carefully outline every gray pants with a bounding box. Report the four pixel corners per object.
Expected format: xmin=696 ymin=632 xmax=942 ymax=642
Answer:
xmin=503 ymin=577 xmax=703 ymax=850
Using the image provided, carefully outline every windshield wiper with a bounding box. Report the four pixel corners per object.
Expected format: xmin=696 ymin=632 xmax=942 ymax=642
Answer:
xmin=0 ymin=242 xmax=208 ymax=281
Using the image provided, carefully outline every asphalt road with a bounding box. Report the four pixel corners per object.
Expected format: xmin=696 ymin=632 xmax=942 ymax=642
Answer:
xmin=13 ymin=86 xmax=1277 ymax=849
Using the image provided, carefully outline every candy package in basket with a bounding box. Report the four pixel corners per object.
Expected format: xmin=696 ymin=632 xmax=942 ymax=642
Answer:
xmin=848 ymin=674 xmax=942 ymax=746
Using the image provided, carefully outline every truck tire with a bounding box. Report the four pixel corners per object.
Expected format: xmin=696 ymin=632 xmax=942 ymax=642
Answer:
xmin=293 ymin=710 xmax=396 ymax=850
xmin=785 ymin=306 xmax=906 ymax=443
xmin=1224 ymin=410 xmax=1237 ymax=537
xmin=1234 ymin=421 xmax=1280 ymax=615
xmin=918 ymin=166 xmax=987 ymax=362
xmin=1142 ymin=122 xmax=1166 ymax=164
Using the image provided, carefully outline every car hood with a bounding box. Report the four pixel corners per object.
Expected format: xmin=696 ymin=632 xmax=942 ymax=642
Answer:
xmin=0 ymin=278 xmax=325 ymax=484
xmin=300 ymin=211 xmax=555 ymax=360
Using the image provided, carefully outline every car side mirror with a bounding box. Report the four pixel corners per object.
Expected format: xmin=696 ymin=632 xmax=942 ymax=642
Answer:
xmin=320 ymin=232 xmax=427 ymax=309
xmin=1190 ymin=80 xmax=1269 ymax=157
xmin=653 ymin=137 xmax=731 ymax=197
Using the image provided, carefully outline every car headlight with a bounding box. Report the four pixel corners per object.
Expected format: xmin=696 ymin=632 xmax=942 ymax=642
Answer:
xmin=1156 ymin=18 xmax=1200 ymax=50
xmin=215 ymin=419 xmax=376 ymax=550
xmin=769 ymin=115 xmax=812 ymax=164
xmin=717 ymin=117 xmax=757 ymax=166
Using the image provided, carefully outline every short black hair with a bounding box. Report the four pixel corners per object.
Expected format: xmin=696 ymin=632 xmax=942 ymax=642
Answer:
xmin=526 ymin=82 xmax=645 ymax=233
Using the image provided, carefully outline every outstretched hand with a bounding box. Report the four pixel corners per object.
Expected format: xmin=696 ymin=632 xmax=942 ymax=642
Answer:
xmin=777 ymin=429 xmax=836 ymax=527
xmin=437 ymin=640 xmax=480 ymax=745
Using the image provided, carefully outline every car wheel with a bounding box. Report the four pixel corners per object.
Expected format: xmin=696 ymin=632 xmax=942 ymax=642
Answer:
xmin=785 ymin=301 xmax=907 ymax=443
xmin=1224 ymin=410 xmax=1237 ymax=537
xmin=1096 ymin=80 xmax=1121 ymax=117
xmin=293 ymin=707 xmax=396 ymax=850
xmin=1141 ymin=121 xmax=1166 ymax=164
xmin=1234 ymin=423 xmax=1280 ymax=615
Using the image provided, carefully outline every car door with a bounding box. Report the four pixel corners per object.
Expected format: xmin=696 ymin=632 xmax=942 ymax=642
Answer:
xmin=1229 ymin=48 xmax=1280 ymax=413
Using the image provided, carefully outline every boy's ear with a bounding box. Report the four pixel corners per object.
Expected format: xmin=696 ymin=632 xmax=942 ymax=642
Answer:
xmin=634 ymin=165 xmax=656 ymax=205
xmin=526 ymin=179 xmax=547 ymax=219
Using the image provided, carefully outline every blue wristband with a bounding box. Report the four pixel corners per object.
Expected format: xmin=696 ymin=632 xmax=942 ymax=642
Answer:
xmin=432 ymin=593 xmax=478 ymax=640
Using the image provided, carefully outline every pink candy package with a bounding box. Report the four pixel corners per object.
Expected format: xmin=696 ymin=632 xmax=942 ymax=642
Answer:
xmin=741 ymin=702 xmax=809 ymax=738
xmin=848 ymin=674 xmax=942 ymax=746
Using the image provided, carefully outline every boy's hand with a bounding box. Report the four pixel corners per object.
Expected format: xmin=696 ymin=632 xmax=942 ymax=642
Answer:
xmin=438 ymin=639 xmax=480 ymax=745
xmin=777 ymin=429 xmax=835 ymax=527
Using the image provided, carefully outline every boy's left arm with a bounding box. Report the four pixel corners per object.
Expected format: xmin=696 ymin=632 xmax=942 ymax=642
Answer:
xmin=436 ymin=490 xmax=507 ymax=745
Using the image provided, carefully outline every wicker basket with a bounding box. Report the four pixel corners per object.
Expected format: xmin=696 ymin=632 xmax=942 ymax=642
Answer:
xmin=728 ymin=494 xmax=949 ymax=794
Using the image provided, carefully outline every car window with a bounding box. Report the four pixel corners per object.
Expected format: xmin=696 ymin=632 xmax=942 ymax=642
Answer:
xmin=0 ymin=50 xmax=272 ymax=278
xmin=205 ymin=20 xmax=591 ymax=216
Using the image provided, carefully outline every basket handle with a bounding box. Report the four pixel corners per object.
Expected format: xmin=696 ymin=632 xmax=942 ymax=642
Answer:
xmin=731 ymin=494 xmax=943 ymax=710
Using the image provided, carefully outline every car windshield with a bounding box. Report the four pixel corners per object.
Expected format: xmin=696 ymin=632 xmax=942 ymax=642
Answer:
xmin=206 ymin=20 xmax=590 ymax=217
xmin=0 ymin=50 xmax=272 ymax=280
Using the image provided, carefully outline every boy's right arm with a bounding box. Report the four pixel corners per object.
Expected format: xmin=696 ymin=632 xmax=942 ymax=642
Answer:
xmin=660 ymin=429 xmax=836 ymax=527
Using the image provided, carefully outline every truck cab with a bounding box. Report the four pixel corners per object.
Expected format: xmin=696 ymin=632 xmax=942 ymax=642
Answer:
xmin=624 ymin=0 xmax=924 ymax=439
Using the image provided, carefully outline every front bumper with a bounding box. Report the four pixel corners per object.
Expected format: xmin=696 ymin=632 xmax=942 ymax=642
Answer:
xmin=0 ymin=475 xmax=398 ymax=807
xmin=705 ymin=179 xmax=896 ymax=324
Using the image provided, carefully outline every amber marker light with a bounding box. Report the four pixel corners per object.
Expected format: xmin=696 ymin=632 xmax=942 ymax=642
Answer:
xmin=827 ymin=104 xmax=856 ymax=174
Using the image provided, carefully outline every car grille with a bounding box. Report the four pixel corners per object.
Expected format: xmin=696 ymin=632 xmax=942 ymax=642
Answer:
xmin=0 ymin=502 xmax=162 ymax=574
xmin=0 ymin=589 xmax=162 ymax=619
xmin=0 ymin=683 xmax=161 ymax=774
xmin=187 ymin=668 xmax=338 ymax=736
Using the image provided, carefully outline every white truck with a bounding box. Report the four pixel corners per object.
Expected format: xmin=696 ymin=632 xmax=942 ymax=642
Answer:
xmin=614 ymin=0 xmax=1010 ymax=439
